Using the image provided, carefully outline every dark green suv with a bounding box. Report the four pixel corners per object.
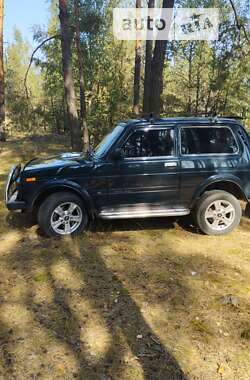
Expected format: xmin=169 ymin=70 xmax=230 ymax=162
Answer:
xmin=5 ymin=117 xmax=250 ymax=237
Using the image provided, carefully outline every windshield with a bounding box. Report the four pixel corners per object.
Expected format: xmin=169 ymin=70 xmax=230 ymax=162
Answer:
xmin=94 ymin=124 xmax=125 ymax=158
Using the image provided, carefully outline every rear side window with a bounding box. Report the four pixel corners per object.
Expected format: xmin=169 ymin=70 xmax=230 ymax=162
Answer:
xmin=181 ymin=127 xmax=238 ymax=155
xmin=122 ymin=128 xmax=175 ymax=158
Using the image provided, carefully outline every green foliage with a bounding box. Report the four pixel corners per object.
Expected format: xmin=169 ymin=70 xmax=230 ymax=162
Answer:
xmin=5 ymin=29 xmax=44 ymax=132
xmin=73 ymin=0 xmax=134 ymax=141
xmin=34 ymin=0 xmax=134 ymax=141
xmin=4 ymin=0 xmax=250 ymax=140
xmin=163 ymin=1 xmax=250 ymax=119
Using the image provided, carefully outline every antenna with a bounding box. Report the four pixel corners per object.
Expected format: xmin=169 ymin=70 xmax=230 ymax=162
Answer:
xmin=149 ymin=113 xmax=155 ymax=123
xmin=139 ymin=112 xmax=156 ymax=123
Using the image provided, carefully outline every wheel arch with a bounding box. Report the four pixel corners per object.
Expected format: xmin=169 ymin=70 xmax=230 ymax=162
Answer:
xmin=32 ymin=183 xmax=95 ymax=218
xmin=191 ymin=176 xmax=248 ymax=208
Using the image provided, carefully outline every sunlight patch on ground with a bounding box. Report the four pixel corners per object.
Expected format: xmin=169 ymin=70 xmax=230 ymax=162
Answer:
xmin=0 ymin=230 xmax=22 ymax=255
xmin=33 ymin=281 xmax=54 ymax=305
xmin=50 ymin=259 xmax=84 ymax=290
xmin=80 ymin=317 xmax=111 ymax=363
xmin=0 ymin=303 xmax=33 ymax=329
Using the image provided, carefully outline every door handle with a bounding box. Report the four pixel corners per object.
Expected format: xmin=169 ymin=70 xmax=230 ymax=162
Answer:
xmin=128 ymin=164 xmax=141 ymax=169
xmin=164 ymin=161 xmax=178 ymax=168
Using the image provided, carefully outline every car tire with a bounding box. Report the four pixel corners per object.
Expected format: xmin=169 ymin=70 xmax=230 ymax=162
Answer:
xmin=38 ymin=192 xmax=88 ymax=237
xmin=195 ymin=190 xmax=242 ymax=235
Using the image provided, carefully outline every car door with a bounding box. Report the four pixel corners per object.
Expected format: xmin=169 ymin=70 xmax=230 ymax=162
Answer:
xmin=179 ymin=125 xmax=241 ymax=207
xmin=105 ymin=126 xmax=181 ymax=209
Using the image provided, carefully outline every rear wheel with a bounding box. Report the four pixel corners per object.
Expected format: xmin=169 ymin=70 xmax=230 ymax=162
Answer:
xmin=195 ymin=190 xmax=242 ymax=235
xmin=38 ymin=192 xmax=88 ymax=237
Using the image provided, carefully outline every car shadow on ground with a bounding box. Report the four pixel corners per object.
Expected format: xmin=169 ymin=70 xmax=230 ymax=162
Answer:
xmin=5 ymin=211 xmax=198 ymax=236
xmin=5 ymin=204 xmax=250 ymax=237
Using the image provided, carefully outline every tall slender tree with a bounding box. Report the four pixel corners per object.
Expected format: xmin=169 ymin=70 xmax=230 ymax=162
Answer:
xmin=59 ymin=0 xmax=82 ymax=151
xmin=0 ymin=0 xmax=5 ymax=141
xmin=133 ymin=0 xmax=142 ymax=115
xmin=149 ymin=0 xmax=174 ymax=116
xmin=143 ymin=0 xmax=154 ymax=114
xmin=73 ymin=0 xmax=89 ymax=151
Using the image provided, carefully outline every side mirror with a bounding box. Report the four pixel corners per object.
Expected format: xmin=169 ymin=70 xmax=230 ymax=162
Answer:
xmin=110 ymin=148 xmax=123 ymax=161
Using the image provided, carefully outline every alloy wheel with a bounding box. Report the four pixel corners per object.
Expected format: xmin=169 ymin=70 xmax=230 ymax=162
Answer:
xmin=204 ymin=200 xmax=235 ymax=231
xmin=50 ymin=202 xmax=83 ymax=235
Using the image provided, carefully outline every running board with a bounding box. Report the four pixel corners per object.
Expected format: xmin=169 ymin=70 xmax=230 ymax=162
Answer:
xmin=98 ymin=207 xmax=190 ymax=220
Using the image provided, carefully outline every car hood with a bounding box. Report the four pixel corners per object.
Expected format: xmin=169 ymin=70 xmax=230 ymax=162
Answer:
xmin=24 ymin=152 xmax=85 ymax=171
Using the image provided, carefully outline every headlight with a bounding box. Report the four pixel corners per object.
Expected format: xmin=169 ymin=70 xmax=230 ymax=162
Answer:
xmin=12 ymin=164 xmax=21 ymax=182
xmin=5 ymin=164 xmax=21 ymax=204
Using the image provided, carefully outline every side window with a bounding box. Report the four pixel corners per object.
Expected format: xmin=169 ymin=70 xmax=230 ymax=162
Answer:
xmin=121 ymin=129 xmax=175 ymax=158
xmin=181 ymin=127 xmax=238 ymax=155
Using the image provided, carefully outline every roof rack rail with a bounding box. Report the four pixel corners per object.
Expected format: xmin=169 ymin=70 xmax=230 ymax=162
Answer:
xmin=159 ymin=112 xmax=244 ymax=119
xmin=136 ymin=112 xmax=245 ymax=124
xmin=219 ymin=115 xmax=244 ymax=120
xmin=159 ymin=112 xmax=216 ymax=118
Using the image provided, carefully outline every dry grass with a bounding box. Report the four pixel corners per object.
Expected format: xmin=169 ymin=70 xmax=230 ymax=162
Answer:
xmin=0 ymin=135 xmax=249 ymax=380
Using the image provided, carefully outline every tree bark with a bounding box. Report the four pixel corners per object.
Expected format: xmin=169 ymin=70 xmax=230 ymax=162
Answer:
xmin=148 ymin=0 xmax=174 ymax=117
xmin=149 ymin=39 xmax=165 ymax=117
xmin=133 ymin=0 xmax=142 ymax=115
xmin=0 ymin=0 xmax=6 ymax=141
xmin=73 ymin=0 xmax=89 ymax=151
xmin=143 ymin=0 xmax=154 ymax=114
xmin=59 ymin=0 xmax=82 ymax=151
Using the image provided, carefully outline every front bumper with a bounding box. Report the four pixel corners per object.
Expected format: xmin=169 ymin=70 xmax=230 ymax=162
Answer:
xmin=5 ymin=165 xmax=26 ymax=211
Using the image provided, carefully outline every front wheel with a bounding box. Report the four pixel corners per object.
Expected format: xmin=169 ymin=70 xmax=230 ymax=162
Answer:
xmin=38 ymin=192 xmax=88 ymax=237
xmin=195 ymin=190 xmax=242 ymax=235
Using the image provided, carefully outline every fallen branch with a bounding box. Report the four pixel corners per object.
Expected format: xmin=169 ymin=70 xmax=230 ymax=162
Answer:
xmin=24 ymin=34 xmax=60 ymax=98
xmin=229 ymin=0 xmax=250 ymax=44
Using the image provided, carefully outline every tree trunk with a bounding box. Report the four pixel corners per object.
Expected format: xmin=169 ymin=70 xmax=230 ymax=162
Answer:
xmin=73 ymin=0 xmax=89 ymax=151
xmin=143 ymin=0 xmax=154 ymax=114
xmin=148 ymin=0 xmax=174 ymax=117
xmin=149 ymin=40 xmax=165 ymax=117
xmin=187 ymin=43 xmax=193 ymax=114
xmin=50 ymin=97 xmax=61 ymax=134
xmin=195 ymin=43 xmax=203 ymax=114
xmin=205 ymin=61 xmax=215 ymax=113
xmin=0 ymin=0 xmax=5 ymax=141
xmin=133 ymin=0 xmax=142 ymax=115
xmin=195 ymin=69 xmax=200 ymax=114
xmin=59 ymin=0 xmax=82 ymax=151
xmin=222 ymin=89 xmax=229 ymax=113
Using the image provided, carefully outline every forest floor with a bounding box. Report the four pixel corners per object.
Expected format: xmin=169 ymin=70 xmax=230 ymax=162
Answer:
xmin=0 ymin=134 xmax=249 ymax=380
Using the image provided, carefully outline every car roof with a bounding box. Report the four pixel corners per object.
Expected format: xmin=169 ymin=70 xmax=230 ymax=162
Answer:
xmin=121 ymin=117 xmax=243 ymax=129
